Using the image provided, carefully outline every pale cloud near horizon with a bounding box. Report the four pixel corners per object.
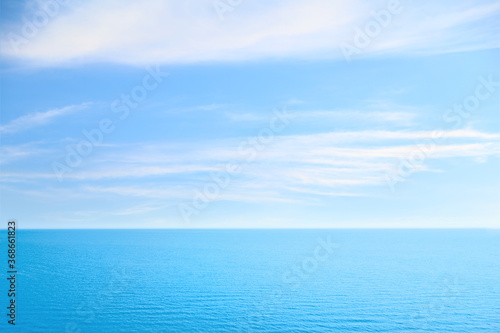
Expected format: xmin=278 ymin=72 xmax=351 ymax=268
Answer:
xmin=2 ymin=128 xmax=498 ymax=205
xmin=1 ymin=0 xmax=499 ymax=65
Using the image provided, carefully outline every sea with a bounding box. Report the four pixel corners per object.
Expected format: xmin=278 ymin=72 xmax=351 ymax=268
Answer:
xmin=2 ymin=229 xmax=499 ymax=332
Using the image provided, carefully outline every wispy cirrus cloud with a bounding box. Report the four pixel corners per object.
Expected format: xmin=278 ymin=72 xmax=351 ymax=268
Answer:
xmin=0 ymin=141 xmax=54 ymax=165
xmin=226 ymin=110 xmax=418 ymax=126
xmin=0 ymin=102 xmax=90 ymax=134
xmin=369 ymin=1 xmax=500 ymax=56
xmin=1 ymin=0 xmax=498 ymax=66
xmin=2 ymin=129 xmax=498 ymax=205
xmin=225 ymin=100 xmax=421 ymax=126
xmin=279 ymin=129 xmax=500 ymax=146
xmin=84 ymin=184 xmax=304 ymax=205
xmin=195 ymin=103 xmax=226 ymax=111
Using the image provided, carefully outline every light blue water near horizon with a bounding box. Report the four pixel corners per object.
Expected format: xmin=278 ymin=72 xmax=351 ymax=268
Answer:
xmin=1 ymin=229 xmax=499 ymax=332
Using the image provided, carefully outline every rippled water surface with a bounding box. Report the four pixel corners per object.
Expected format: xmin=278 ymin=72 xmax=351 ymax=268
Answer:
xmin=4 ymin=229 xmax=500 ymax=332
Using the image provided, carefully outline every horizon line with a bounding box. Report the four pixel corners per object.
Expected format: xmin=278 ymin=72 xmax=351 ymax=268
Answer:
xmin=7 ymin=227 xmax=500 ymax=230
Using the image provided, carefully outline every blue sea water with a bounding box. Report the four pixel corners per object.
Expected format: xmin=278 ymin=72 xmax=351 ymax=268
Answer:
xmin=1 ymin=229 xmax=500 ymax=332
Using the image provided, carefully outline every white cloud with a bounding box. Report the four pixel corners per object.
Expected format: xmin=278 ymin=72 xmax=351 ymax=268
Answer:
xmin=225 ymin=101 xmax=420 ymax=125
xmin=1 ymin=0 xmax=498 ymax=65
xmin=2 ymin=129 xmax=498 ymax=205
xmin=111 ymin=203 xmax=173 ymax=216
xmin=84 ymin=185 xmax=184 ymax=199
xmin=369 ymin=1 xmax=500 ymax=56
xmin=0 ymin=165 xmax=218 ymax=181
xmin=84 ymin=184 xmax=301 ymax=204
xmin=225 ymin=110 xmax=418 ymax=124
xmin=195 ymin=103 xmax=226 ymax=111
xmin=0 ymin=141 xmax=54 ymax=165
xmin=0 ymin=103 xmax=90 ymax=134
xmin=296 ymin=110 xmax=418 ymax=126
xmin=225 ymin=112 xmax=265 ymax=122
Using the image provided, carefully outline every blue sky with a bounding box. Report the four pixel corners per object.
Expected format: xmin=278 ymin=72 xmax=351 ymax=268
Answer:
xmin=0 ymin=0 xmax=499 ymax=228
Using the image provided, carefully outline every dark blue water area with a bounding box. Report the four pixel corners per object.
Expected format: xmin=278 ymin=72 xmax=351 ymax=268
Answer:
xmin=1 ymin=229 xmax=499 ymax=332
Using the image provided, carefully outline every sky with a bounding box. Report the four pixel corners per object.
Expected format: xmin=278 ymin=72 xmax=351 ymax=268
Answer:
xmin=0 ymin=0 xmax=499 ymax=229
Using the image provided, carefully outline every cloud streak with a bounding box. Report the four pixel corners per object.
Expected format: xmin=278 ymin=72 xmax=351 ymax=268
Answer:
xmin=1 ymin=0 xmax=498 ymax=66
xmin=226 ymin=110 xmax=418 ymax=126
xmin=0 ymin=103 xmax=90 ymax=134
xmin=2 ymin=129 xmax=498 ymax=205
